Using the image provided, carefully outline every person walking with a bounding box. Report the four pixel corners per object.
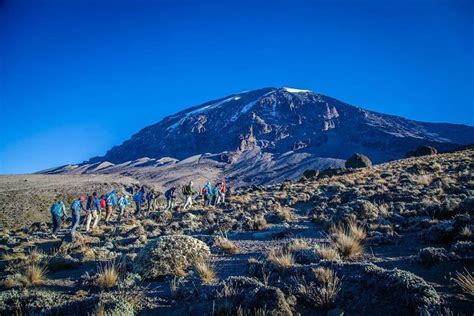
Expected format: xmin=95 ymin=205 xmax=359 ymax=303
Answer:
xmin=85 ymin=192 xmax=100 ymax=232
xmin=146 ymin=190 xmax=157 ymax=214
xmin=50 ymin=199 xmax=67 ymax=236
xmin=118 ymin=194 xmax=130 ymax=221
xmin=134 ymin=187 xmax=146 ymax=216
xmin=183 ymin=181 xmax=196 ymax=209
xmin=70 ymin=195 xmax=86 ymax=233
xmin=204 ymin=182 xmax=214 ymax=206
xmin=213 ymin=183 xmax=221 ymax=205
xmin=218 ymin=180 xmax=227 ymax=205
xmin=104 ymin=190 xmax=118 ymax=224
xmin=164 ymin=187 xmax=177 ymax=210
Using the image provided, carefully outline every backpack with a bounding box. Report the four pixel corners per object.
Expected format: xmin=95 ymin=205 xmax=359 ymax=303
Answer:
xmin=71 ymin=200 xmax=81 ymax=212
xmin=51 ymin=202 xmax=62 ymax=216
xmin=100 ymin=199 xmax=106 ymax=209
xmin=105 ymin=192 xmax=117 ymax=206
xmin=86 ymin=196 xmax=94 ymax=209
xmin=182 ymin=185 xmax=191 ymax=195
xmin=134 ymin=191 xmax=143 ymax=203
xmin=220 ymin=184 xmax=226 ymax=193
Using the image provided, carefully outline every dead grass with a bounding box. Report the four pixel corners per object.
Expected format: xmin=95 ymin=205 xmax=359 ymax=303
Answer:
xmin=346 ymin=220 xmax=367 ymax=241
xmin=459 ymin=226 xmax=472 ymax=239
xmin=315 ymin=244 xmax=340 ymax=261
xmin=453 ymin=268 xmax=474 ymax=296
xmin=255 ymin=216 xmax=268 ymax=230
xmin=295 ymin=268 xmax=341 ymax=309
xmin=330 ymin=222 xmax=365 ymax=260
xmin=214 ymin=235 xmax=238 ymax=254
xmin=287 ymin=239 xmax=310 ymax=252
xmin=276 ymin=207 xmax=295 ymax=222
xmin=174 ymin=266 xmax=188 ymax=278
xmin=2 ymin=252 xmax=27 ymax=261
xmin=96 ymin=261 xmax=121 ymax=289
xmin=266 ymin=247 xmax=295 ymax=269
xmin=195 ymin=261 xmax=217 ymax=284
xmin=20 ymin=263 xmax=48 ymax=286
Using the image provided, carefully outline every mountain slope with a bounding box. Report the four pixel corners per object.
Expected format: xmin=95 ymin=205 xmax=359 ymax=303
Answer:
xmin=90 ymin=87 xmax=474 ymax=164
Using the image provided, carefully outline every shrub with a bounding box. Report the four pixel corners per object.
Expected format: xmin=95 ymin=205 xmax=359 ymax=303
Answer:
xmin=133 ymin=235 xmax=210 ymax=278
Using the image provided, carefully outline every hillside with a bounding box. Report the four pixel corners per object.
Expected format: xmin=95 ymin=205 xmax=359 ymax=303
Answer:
xmin=1 ymin=148 xmax=473 ymax=315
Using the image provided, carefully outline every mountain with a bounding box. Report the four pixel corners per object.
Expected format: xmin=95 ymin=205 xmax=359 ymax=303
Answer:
xmin=43 ymin=87 xmax=474 ymax=188
xmin=90 ymin=87 xmax=474 ymax=163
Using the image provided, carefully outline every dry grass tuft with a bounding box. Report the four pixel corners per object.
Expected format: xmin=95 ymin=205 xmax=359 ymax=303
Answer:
xmin=332 ymin=231 xmax=363 ymax=259
xmin=315 ymin=244 xmax=341 ymax=261
xmin=266 ymin=247 xmax=295 ymax=269
xmin=21 ymin=263 xmax=48 ymax=286
xmin=459 ymin=226 xmax=472 ymax=239
xmin=195 ymin=261 xmax=217 ymax=284
xmin=453 ymin=268 xmax=474 ymax=296
xmin=296 ymin=268 xmax=342 ymax=309
xmin=174 ymin=266 xmax=188 ymax=278
xmin=255 ymin=216 xmax=268 ymax=230
xmin=276 ymin=207 xmax=295 ymax=222
xmin=214 ymin=236 xmax=238 ymax=254
xmin=329 ymin=221 xmax=365 ymax=260
xmin=96 ymin=261 xmax=121 ymax=289
xmin=287 ymin=239 xmax=310 ymax=252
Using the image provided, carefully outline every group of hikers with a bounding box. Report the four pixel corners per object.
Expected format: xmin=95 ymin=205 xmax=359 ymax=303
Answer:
xmin=49 ymin=179 xmax=227 ymax=236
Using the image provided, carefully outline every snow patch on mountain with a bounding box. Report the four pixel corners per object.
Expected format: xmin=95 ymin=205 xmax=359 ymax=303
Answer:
xmin=167 ymin=96 xmax=241 ymax=131
xmin=282 ymin=87 xmax=312 ymax=93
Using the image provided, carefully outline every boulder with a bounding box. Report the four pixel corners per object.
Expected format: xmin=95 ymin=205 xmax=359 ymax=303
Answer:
xmin=302 ymin=169 xmax=318 ymax=179
xmin=345 ymin=154 xmax=372 ymax=169
xmin=133 ymin=235 xmax=210 ymax=278
xmin=405 ymin=146 xmax=437 ymax=158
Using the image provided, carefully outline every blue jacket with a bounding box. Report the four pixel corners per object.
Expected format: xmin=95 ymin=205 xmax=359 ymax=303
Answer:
xmin=51 ymin=201 xmax=66 ymax=217
xmin=205 ymin=183 xmax=214 ymax=196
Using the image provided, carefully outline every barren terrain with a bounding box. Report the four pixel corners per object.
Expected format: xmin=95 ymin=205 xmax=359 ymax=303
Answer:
xmin=0 ymin=149 xmax=473 ymax=315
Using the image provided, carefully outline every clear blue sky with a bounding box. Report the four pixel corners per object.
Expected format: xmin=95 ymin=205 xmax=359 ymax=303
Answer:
xmin=1 ymin=0 xmax=473 ymax=174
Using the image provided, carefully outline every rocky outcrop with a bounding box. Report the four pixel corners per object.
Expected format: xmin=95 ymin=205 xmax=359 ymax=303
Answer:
xmin=345 ymin=153 xmax=372 ymax=169
xmin=406 ymin=145 xmax=438 ymax=158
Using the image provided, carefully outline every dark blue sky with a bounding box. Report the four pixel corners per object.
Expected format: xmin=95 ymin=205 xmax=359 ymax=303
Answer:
xmin=1 ymin=0 xmax=473 ymax=174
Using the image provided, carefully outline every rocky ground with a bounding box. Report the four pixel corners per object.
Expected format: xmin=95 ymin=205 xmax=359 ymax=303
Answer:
xmin=0 ymin=149 xmax=473 ymax=315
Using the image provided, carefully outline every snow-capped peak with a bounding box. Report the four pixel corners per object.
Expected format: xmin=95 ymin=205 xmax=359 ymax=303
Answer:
xmin=282 ymin=87 xmax=312 ymax=94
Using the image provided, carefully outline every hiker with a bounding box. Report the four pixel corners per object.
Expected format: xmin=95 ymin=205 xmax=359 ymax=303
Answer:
xmin=85 ymin=192 xmax=100 ymax=232
xmin=201 ymin=185 xmax=210 ymax=206
xmin=182 ymin=181 xmax=196 ymax=209
xmin=204 ymin=182 xmax=214 ymax=206
xmin=164 ymin=187 xmax=177 ymax=210
xmin=70 ymin=195 xmax=86 ymax=233
xmin=212 ymin=183 xmax=221 ymax=205
xmin=50 ymin=199 xmax=67 ymax=235
xmin=217 ymin=180 xmax=227 ymax=205
xmin=104 ymin=190 xmax=118 ymax=224
xmin=146 ymin=190 xmax=157 ymax=213
xmin=133 ymin=187 xmax=146 ymax=216
xmin=118 ymin=194 xmax=130 ymax=221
